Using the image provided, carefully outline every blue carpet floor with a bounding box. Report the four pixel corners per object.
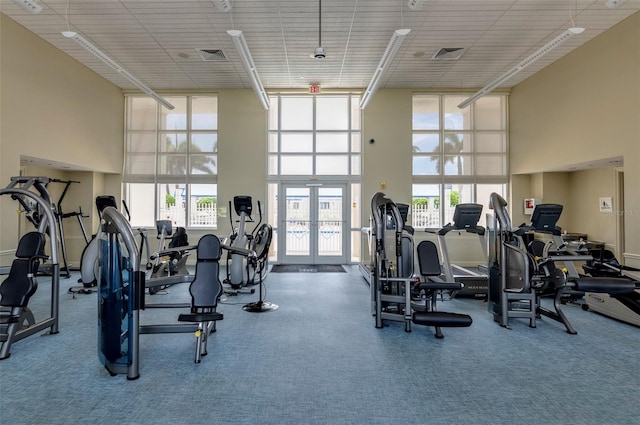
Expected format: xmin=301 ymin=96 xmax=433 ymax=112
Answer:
xmin=0 ymin=266 xmax=638 ymax=425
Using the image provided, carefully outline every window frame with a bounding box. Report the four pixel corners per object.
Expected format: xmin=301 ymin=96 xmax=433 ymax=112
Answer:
xmin=411 ymin=93 xmax=509 ymax=229
xmin=124 ymin=95 xmax=219 ymax=229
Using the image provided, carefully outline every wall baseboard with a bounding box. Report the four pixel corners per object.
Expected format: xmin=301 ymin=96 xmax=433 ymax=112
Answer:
xmin=1 ymin=250 xmax=16 ymax=269
xmin=622 ymin=252 xmax=640 ymax=279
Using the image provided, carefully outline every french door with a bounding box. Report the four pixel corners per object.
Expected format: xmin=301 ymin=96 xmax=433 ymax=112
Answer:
xmin=279 ymin=183 xmax=347 ymax=264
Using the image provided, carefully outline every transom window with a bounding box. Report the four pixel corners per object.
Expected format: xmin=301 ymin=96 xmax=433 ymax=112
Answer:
xmin=268 ymin=95 xmax=361 ymax=176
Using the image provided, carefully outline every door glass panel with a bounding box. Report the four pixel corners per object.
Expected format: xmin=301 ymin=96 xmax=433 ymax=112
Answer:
xmin=268 ymin=183 xmax=278 ymax=262
xmin=285 ymin=187 xmax=310 ymax=256
xmin=280 ymin=184 xmax=347 ymax=264
xmin=317 ymin=187 xmax=343 ymax=257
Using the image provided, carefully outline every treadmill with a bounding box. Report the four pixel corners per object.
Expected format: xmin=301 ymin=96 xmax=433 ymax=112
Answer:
xmin=428 ymin=203 xmax=488 ymax=298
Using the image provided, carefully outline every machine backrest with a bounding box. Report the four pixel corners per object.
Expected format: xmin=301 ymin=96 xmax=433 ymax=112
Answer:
xmin=168 ymin=227 xmax=189 ymax=248
xmin=189 ymin=234 xmax=223 ymax=310
xmin=583 ymin=249 xmax=622 ymax=277
xmin=588 ymin=249 xmax=619 ymax=266
xmin=0 ymin=232 xmax=45 ymax=308
xmin=527 ymin=240 xmax=546 ymax=258
xmin=417 ymin=240 xmax=442 ymax=277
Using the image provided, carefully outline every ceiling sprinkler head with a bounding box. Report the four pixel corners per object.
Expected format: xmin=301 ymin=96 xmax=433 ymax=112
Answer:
xmin=314 ymin=47 xmax=326 ymax=59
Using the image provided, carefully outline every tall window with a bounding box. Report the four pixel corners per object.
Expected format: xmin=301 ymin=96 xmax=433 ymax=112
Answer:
xmin=124 ymin=95 xmax=218 ymax=228
xmin=412 ymin=94 xmax=508 ymax=228
xmin=267 ymin=94 xmax=362 ymax=262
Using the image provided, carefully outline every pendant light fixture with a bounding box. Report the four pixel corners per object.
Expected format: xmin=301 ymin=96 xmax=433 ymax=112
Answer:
xmin=313 ymin=0 xmax=326 ymax=59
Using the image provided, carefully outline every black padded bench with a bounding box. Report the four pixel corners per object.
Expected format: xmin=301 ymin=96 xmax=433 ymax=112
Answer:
xmin=573 ymin=277 xmax=636 ymax=294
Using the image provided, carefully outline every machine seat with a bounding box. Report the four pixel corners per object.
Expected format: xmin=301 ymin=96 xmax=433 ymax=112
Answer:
xmin=178 ymin=311 xmax=223 ymax=323
xmin=413 ymin=311 xmax=473 ymax=328
xmin=415 ymin=281 xmax=463 ymax=291
xmin=412 ymin=240 xmax=473 ymax=338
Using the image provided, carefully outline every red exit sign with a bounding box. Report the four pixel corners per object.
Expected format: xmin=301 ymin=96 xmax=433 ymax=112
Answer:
xmin=309 ymin=85 xmax=321 ymax=94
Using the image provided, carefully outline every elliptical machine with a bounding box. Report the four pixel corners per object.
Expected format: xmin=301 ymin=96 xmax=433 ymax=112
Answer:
xmin=224 ymin=196 xmax=268 ymax=293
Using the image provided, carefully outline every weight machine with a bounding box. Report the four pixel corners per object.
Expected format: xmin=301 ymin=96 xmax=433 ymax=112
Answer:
xmin=97 ymin=206 xmax=257 ymax=378
xmin=7 ymin=176 xmax=85 ymax=278
xmin=369 ymin=192 xmax=472 ymax=337
xmin=0 ymin=180 xmax=60 ymax=359
xmin=487 ymin=193 xmax=638 ymax=333
xmin=76 ymin=196 xmax=152 ymax=293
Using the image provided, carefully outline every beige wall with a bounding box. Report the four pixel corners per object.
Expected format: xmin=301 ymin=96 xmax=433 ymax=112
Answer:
xmin=510 ymin=12 xmax=640 ymax=267
xmin=361 ymin=88 xmax=413 ymax=207
xmin=215 ymin=89 xmax=268 ymax=239
xmin=1 ymin=14 xmax=124 ymax=264
xmin=566 ymin=168 xmax=619 ymax=251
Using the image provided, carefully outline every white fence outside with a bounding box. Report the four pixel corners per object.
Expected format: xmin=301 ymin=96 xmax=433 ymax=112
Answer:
xmin=160 ymin=202 xmax=217 ymax=228
xmin=410 ymin=204 xmax=456 ymax=228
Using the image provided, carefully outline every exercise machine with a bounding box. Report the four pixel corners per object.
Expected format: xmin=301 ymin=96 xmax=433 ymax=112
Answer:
xmin=427 ymin=203 xmax=488 ymax=298
xmin=369 ymin=192 xmax=472 ymax=337
xmin=148 ymin=220 xmax=195 ymax=280
xmin=0 ymin=182 xmax=60 ymax=359
xmin=97 ymin=205 xmax=255 ymax=378
xmin=582 ymin=250 xmax=640 ymax=326
xmin=487 ymin=193 xmax=638 ymax=333
xmin=77 ymin=196 xmax=152 ymax=292
xmin=96 ymin=206 xmax=145 ymax=379
xmin=7 ymin=176 xmax=81 ymax=278
xmin=360 ymin=202 xmax=412 ymax=286
xmin=224 ymin=196 xmax=268 ymax=293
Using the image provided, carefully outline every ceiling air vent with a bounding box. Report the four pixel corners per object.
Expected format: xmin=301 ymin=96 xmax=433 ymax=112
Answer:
xmin=430 ymin=47 xmax=465 ymax=60
xmin=196 ymin=49 xmax=228 ymax=62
